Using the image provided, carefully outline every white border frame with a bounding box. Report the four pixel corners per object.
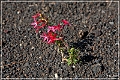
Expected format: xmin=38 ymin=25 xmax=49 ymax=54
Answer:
xmin=1 ymin=0 xmax=119 ymax=80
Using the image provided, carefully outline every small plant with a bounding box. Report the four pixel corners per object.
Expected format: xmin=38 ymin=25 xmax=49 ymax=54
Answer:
xmin=67 ymin=48 xmax=79 ymax=65
xmin=31 ymin=13 xmax=80 ymax=66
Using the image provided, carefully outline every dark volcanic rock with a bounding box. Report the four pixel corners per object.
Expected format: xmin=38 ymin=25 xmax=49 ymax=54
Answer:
xmin=2 ymin=1 xmax=118 ymax=79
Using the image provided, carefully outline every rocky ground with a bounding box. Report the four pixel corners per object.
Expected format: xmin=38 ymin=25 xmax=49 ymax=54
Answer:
xmin=1 ymin=0 xmax=119 ymax=79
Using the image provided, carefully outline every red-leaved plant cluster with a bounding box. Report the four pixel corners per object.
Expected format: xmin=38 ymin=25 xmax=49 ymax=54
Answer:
xmin=31 ymin=13 xmax=70 ymax=44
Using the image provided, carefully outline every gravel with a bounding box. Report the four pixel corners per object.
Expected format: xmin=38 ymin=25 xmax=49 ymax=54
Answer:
xmin=1 ymin=1 xmax=119 ymax=79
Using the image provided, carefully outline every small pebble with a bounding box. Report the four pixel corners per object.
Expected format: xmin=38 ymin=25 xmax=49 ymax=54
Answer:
xmin=109 ymin=22 xmax=114 ymax=25
xmin=39 ymin=56 xmax=42 ymax=59
xmin=101 ymin=10 xmax=105 ymax=13
xmin=20 ymin=43 xmax=22 ymax=47
xmin=17 ymin=10 xmax=20 ymax=14
xmin=72 ymin=65 xmax=75 ymax=68
xmin=92 ymin=63 xmax=102 ymax=74
xmin=31 ymin=46 xmax=35 ymax=50
xmin=84 ymin=25 xmax=87 ymax=27
xmin=115 ymin=43 xmax=119 ymax=46
xmin=55 ymin=73 xmax=58 ymax=78
xmin=36 ymin=62 xmax=40 ymax=66
xmin=24 ymin=62 xmax=29 ymax=67
xmin=79 ymin=30 xmax=83 ymax=38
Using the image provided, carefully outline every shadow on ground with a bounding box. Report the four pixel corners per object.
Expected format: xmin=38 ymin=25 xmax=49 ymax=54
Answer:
xmin=69 ymin=31 xmax=95 ymax=52
xmin=69 ymin=31 xmax=103 ymax=64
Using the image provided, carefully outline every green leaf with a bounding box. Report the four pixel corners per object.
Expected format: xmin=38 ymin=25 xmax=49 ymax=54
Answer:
xmin=70 ymin=48 xmax=74 ymax=53
xmin=67 ymin=58 xmax=72 ymax=65
xmin=73 ymin=59 xmax=78 ymax=64
xmin=67 ymin=48 xmax=79 ymax=65
xmin=67 ymin=61 xmax=72 ymax=65
xmin=68 ymin=49 xmax=70 ymax=53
